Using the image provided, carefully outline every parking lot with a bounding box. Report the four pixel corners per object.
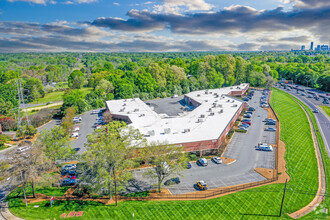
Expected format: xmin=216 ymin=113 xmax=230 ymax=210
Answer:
xmin=132 ymin=90 xmax=276 ymax=195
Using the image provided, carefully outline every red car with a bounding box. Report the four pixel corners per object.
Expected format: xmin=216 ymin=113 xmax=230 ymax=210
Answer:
xmin=242 ymin=121 xmax=251 ymax=125
xmin=66 ymin=175 xmax=76 ymax=180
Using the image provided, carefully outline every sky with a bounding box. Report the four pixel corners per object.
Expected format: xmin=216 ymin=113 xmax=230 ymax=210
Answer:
xmin=0 ymin=0 xmax=329 ymax=52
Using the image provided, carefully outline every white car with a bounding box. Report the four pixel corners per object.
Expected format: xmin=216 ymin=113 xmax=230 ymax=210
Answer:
xmin=96 ymin=125 xmax=102 ymax=129
xmin=211 ymin=157 xmax=222 ymax=164
xmin=17 ymin=146 xmax=31 ymax=153
xmin=255 ymin=143 xmax=273 ymax=151
xmin=71 ymin=132 xmax=79 ymax=138
xmin=92 ymin=110 xmax=98 ymax=114
xmin=73 ymin=126 xmax=80 ymax=132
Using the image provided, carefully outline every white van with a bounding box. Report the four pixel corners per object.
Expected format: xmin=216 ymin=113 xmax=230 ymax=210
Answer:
xmin=71 ymin=132 xmax=79 ymax=138
xmin=17 ymin=146 xmax=31 ymax=153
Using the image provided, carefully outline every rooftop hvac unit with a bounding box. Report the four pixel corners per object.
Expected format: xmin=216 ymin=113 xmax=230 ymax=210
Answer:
xmin=119 ymin=108 xmax=125 ymax=112
xmin=197 ymin=94 xmax=201 ymax=97
xmin=139 ymin=114 xmax=145 ymax=117
xmin=214 ymin=93 xmax=218 ymax=95
xmin=205 ymin=90 xmax=209 ymax=94
xmin=127 ymin=111 xmax=130 ymax=114
xmin=134 ymin=108 xmax=139 ymax=112
xmin=204 ymin=100 xmax=208 ymax=102
xmin=233 ymin=104 xmax=237 ymax=107
xmin=215 ymin=95 xmax=219 ymax=98
xmin=218 ymin=104 xmax=222 ymax=107
xmin=123 ymin=103 xmax=126 ymax=106
xmin=148 ymin=130 xmax=155 ymax=136
xmin=198 ymin=118 xmax=205 ymax=122
xmin=219 ymin=109 xmax=223 ymax=114
xmin=210 ymin=112 xmax=215 ymax=116
xmin=227 ymin=100 xmax=230 ymax=102
xmin=209 ymin=108 xmax=213 ymax=112
xmin=231 ymin=100 xmax=234 ymax=103
xmin=164 ymin=128 xmax=171 ymax=134
xmin=215 ymin=100 xmax=218 ymax=102
xmin=124 ymin=99 xmax=127 ymax=102
xmin=209 ymin=92 xmax=212 ymax=94
xmin=200 ymin=114 xmax=205 ymax=118
xmin=183 ymin=128 xmax=191 ymax=133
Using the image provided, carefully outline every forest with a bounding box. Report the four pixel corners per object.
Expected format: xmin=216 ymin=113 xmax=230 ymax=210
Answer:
xmin=0 ymin=51 xmax=329 ymax=131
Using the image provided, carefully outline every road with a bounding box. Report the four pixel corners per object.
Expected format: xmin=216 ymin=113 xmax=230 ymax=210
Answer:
xmin=133 ymin=90 xmax=276 ymax=194
xmin=277 ymin=85 xmax=330 ymax=157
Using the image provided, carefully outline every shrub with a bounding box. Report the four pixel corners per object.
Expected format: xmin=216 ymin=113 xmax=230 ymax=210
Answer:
xmin=0 ymin=117 xmax=17 ymax=131
xmin=121 ymin=191 xmax=149 ymax=197
xmin=29 ymin=108 xmax=58 ymax=128
xmin=189 ymin=154 xmax=198 ymax=161
xmin=235 ymin=129 xmax=247 ymax=133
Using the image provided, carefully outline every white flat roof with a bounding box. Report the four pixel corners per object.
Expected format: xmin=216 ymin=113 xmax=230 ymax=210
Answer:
xmin=106 ymin=83 xmax=248 ymax=145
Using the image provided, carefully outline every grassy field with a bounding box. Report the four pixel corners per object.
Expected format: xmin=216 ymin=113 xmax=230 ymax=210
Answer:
xmin=30 ymin=87 xmax=92 ymax=104
xmin=319 ymin=105 xmax=330 ymax=117
xmin=9 ymin=89 xmax=325 ymax=219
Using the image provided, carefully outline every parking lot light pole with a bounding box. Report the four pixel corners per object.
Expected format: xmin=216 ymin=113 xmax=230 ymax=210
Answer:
xmin=279 ymin=179 xmax=288 ymax=217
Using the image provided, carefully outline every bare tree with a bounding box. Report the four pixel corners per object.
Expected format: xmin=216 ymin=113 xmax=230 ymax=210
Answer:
xmin=142 ymin=142 xmax=188 ymax=193
xmin=102 ymin=110 xmax=112 ymax=123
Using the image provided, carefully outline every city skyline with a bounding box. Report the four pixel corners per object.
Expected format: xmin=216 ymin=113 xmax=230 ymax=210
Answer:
xmin=0 ymin=0 xmax=330 ymax=52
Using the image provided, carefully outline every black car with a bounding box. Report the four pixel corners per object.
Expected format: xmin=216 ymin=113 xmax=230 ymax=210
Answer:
xmin=266 ymin=121 xmax=276 ymax=125
xmin=164 ymin=177 xmax=181 ymax=186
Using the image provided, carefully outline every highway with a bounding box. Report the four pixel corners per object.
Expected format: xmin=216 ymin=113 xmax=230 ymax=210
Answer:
xmin=277 ymin=85 xmax=330 ymax=158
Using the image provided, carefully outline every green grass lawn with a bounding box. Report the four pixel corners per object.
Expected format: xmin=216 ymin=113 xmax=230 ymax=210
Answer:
xmin=319 ymin=105 xmax=330 ymax=117
xmin=9 ymin=89 xmax=326 ymax=219
xmin=30 ymin=87 xmax=92 ymax=104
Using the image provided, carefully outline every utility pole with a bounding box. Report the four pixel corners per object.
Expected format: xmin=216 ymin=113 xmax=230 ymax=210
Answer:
xmin=279 ymin=179 xmax=288 ymax=217
xmin=16 ymin=79 xmax=30 ymax=127
xmin=113 ymin=167 xmax=118 ymax=207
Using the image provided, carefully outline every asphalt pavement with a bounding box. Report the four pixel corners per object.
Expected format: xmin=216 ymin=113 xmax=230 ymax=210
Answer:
xmin=133 ymin=91 xmax=276 ymax=195
xmin=276 ymin=85 xmax=330 ymax=157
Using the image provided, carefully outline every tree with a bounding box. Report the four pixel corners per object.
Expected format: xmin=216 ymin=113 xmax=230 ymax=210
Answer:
xmin=95 ymin=79 xmax=114 ymax=95
xmin=24 ymin=78 xmax=45 ymax=102
xmin=61 ymin=107 xmax=76 ymax=134
xmin=16 ymin=125 xmax=37 ymax=139
xmin=264 ymin=76 xmax=275 ymax=89
xmin=0 ymin=160 xmax=10 ymax=181
xmin=5 ymin=142 xmax=53 ymax=204
xmin=103 ymin=110 xmax=112 ymax=123
xmin=68 ymin=70 xmax=85 ymax=89
xmin=81 ymin=121 xmax=145 ymax=206
xmin=142 ymin=142 xmax=188 ymax=193
xmin=37 ymin=126 xmax=75 ymax=163
xmin=0 ymin=98 xmax=14 ymax=117
xmin=62 ymin=89 xmax=88 ymax=114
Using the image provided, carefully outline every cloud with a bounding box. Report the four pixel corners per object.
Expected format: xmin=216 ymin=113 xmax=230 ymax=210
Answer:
xmin=291 ymin=0 xmax=330 ymax=9
xmin=7 ymin=0 xmax=47 ymax=4
xmin=153 ymin=0 xmax=214 ymax=14
xmin=113 ymin=2 xmax=119 ymax=6
xmin=7 ymin=0 xmax=98 ymax=4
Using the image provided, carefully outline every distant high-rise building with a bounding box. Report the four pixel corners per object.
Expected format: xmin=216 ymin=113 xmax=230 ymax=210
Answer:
xmin=301 ymin=45 xmax=305 ymax=51
xmin=315 ymin=45 xmax=321 ymax=51
xmin=310 ymin=42 xmax=314 ymax=50
xmin=321 ymin=45 xmax=329 ymax=51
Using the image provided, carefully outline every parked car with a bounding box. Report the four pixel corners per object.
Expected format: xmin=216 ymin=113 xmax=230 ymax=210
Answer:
xmin=92 ymin=110 xmax=98 ymax=114
xmin=248 ymin=107 xmax=255 ymax=111
xmin=242 ymin=98 xmax=249 ymax=102
xmin=266 ymin=121 xmax=276 ymax=125
xmin=244 ymin=114 xmax=251 ymax=118
xmin=71 ymin=132 xmax=79 ymax=138
xmin=62 ymin=164 xmax=77 ymax=170
xmin=312 ymin=109 xmax=319 ymax=113
xmin=61 ymin=169 xmax=76 ymax=175
xmin=255 ymin=143 xmax=273 ymax=151
xmin=187 ymin=161 xmax=192 ymax=169
xmin=96 ymin=125 xmax=102 ymax=129
xmin=197 ymin=158 xmax=208 ymax=166
xmin=242 ymin=119 xmax=251 ymax=122
xmin=238 ymin=127 xmax=248 ymax=131
xmin=301 ymin=93 xmax=306 ymax=96
xmin=196 ymin=180 xmax=208 ymax=190
xmin=211 ymin=157 xmax=222 ymax=164
xmin=314 ymin=96 xmax=320 ymax=101
xmin=246 ymin=111 xmax=253 ymax=115
xmin=323 ymin=100 xmax=330 ymax=104
xmin=164 ymin=177 xmax=180 ymax=186
xmin=240 ymin=124 xmax=249 ymax=128
xmin=264 ymin=118 xmax=275 ymax=122
xmin=73 ymin=126 xmax=80 ymax=132
xmin=17 ymin=146 xmax=31 ymax=153
xmin=265 ymin=127 xmax=276 ymax=132
xmin=65 ymin=175 xmax=76 ymax=180
xmin=307 ymin=95 xmax=312 ymax=98
xmin=242 ymin=121 xmax=251 ymax=125
xmin=60 ymin=178 xmax=76 ymax=186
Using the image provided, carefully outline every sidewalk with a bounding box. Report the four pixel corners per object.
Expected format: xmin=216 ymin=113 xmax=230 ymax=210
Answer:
xmin=0 ymin=201 xmax=24 ymax=220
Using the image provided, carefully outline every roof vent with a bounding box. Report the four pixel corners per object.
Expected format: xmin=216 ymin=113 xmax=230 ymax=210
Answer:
xmin=134 ymin=108 xmax=139 ymax=112
xmin=200 ymin=114 xmax=205 ymax=118
xmin=210 ymin=112 xmax=215 ymax=116
xmin=183 ymin=128 xmax=191 ymax=133
xmin=164 ymin=128 xmax=171 ymax=134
